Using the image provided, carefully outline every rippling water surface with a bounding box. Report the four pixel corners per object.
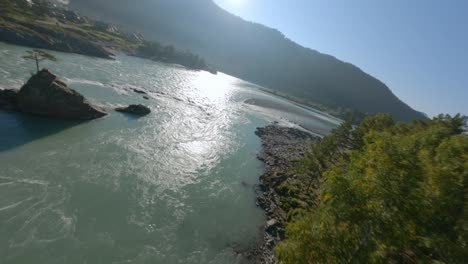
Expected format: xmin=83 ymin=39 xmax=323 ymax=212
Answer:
xmin=0 ymin=42 xmax=339 ymax=263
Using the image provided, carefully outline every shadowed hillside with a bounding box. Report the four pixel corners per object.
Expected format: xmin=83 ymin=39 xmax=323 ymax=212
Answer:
xmin=68 ymin=0 xmax=427 ymax=121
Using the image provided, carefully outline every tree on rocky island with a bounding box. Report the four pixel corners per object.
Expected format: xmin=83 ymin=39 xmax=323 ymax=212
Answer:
xmin=22 ymin=49 xmax=57 ymax=73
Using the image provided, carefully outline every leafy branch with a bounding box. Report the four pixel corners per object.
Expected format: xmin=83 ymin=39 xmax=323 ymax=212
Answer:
xmin=22 ymin=49 xmax=57 ymax=73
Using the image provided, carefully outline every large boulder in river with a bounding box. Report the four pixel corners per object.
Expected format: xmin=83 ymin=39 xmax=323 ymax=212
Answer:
xmin=115 ymin=104 xmax=151 ymax=116
xmin=16 ymin=69 xmax=107 ymax=120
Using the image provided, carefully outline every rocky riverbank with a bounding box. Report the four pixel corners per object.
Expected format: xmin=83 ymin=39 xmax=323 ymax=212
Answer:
xmin=251 ymin=125 xmax=320 ymax=263
xmin=0 ymin=2 xmax=213 ymax=72
xmin=0 ymin=8 xmax=116 ymax=59
xmin=0 ymin=21 xmax=114 ymax=59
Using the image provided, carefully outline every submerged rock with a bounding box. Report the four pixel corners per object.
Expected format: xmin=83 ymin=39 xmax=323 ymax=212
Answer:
xmin=115 ymin=104 xmax=151 ymax=116
xmin=15 ymin=69 xmax=107 ymax=120
xmin=132 ymin=88 xmax=147 ymax=94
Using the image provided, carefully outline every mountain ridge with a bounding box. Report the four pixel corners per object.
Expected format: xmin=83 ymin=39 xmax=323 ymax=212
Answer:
xmin=67 ymin=0 xmax=427 ymax=121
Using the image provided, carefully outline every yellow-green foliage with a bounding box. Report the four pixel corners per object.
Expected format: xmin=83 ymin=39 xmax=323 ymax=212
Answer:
xmin=276 ymin=114 xmax=467 ymax=263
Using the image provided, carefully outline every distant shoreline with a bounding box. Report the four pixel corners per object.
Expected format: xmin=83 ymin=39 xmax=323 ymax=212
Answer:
xmin=244 ymin=98 xmax=338 ymax=136
xmin=0 ymin=3 xmax=213 ymax=72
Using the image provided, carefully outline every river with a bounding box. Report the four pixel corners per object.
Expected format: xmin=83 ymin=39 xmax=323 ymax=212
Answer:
xmin=0 ymin=42 xmax=339 ymax=263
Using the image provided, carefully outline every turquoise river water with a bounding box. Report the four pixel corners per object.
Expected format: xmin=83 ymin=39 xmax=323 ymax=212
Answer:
xmin=0 ymin=42 xmax=339 ymax=264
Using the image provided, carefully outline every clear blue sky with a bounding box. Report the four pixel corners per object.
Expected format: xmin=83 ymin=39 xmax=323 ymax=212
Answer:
xmin=214 ymin=0 xmax=467 ymax=117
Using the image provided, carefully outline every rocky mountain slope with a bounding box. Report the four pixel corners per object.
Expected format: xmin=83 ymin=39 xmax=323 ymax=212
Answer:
xmin=68 ymin=0 xmax=427 ymax=121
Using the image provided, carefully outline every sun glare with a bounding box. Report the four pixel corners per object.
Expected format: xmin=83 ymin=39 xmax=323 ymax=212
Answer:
xmin=229 ymin=0 xmax=247 ymax=7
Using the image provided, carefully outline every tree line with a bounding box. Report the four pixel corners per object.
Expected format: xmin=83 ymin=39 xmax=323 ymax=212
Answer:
xmin=137 ymin=41 xmax=207 ymax=70
xmin=276 ymin=114 xmax=467 ymax=263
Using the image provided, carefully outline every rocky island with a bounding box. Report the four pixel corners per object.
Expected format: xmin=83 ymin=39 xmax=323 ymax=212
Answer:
xmin=0 ymin=69 xmax=106 ymax=120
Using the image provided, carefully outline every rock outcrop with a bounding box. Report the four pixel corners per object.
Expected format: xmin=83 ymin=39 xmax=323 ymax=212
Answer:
xmin=3 ymin=69 xmax=107 ymax=120
xmin=251 ymin=125 xmax=320 ymax=264
xmin=0 ymin=22 xmax=114 ymax=59
xmin=115 ymin=104 xmax=151 ymax=116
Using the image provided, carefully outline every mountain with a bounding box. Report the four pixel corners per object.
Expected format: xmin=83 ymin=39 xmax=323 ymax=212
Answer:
xmin=67 ymin=0 xmax=427 ymax=121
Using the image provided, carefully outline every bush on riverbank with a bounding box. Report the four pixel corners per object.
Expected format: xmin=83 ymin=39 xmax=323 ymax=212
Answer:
xmin=276 ymin=114 xmax=467 ymax=263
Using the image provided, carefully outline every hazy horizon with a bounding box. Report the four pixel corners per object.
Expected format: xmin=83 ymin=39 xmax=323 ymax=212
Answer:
xmin=214 ymin=0 xmax=467 ymax=117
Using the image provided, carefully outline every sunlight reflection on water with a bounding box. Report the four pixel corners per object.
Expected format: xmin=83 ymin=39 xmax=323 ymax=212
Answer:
xmin=0 ymin=42 xmax=338 ymax=263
